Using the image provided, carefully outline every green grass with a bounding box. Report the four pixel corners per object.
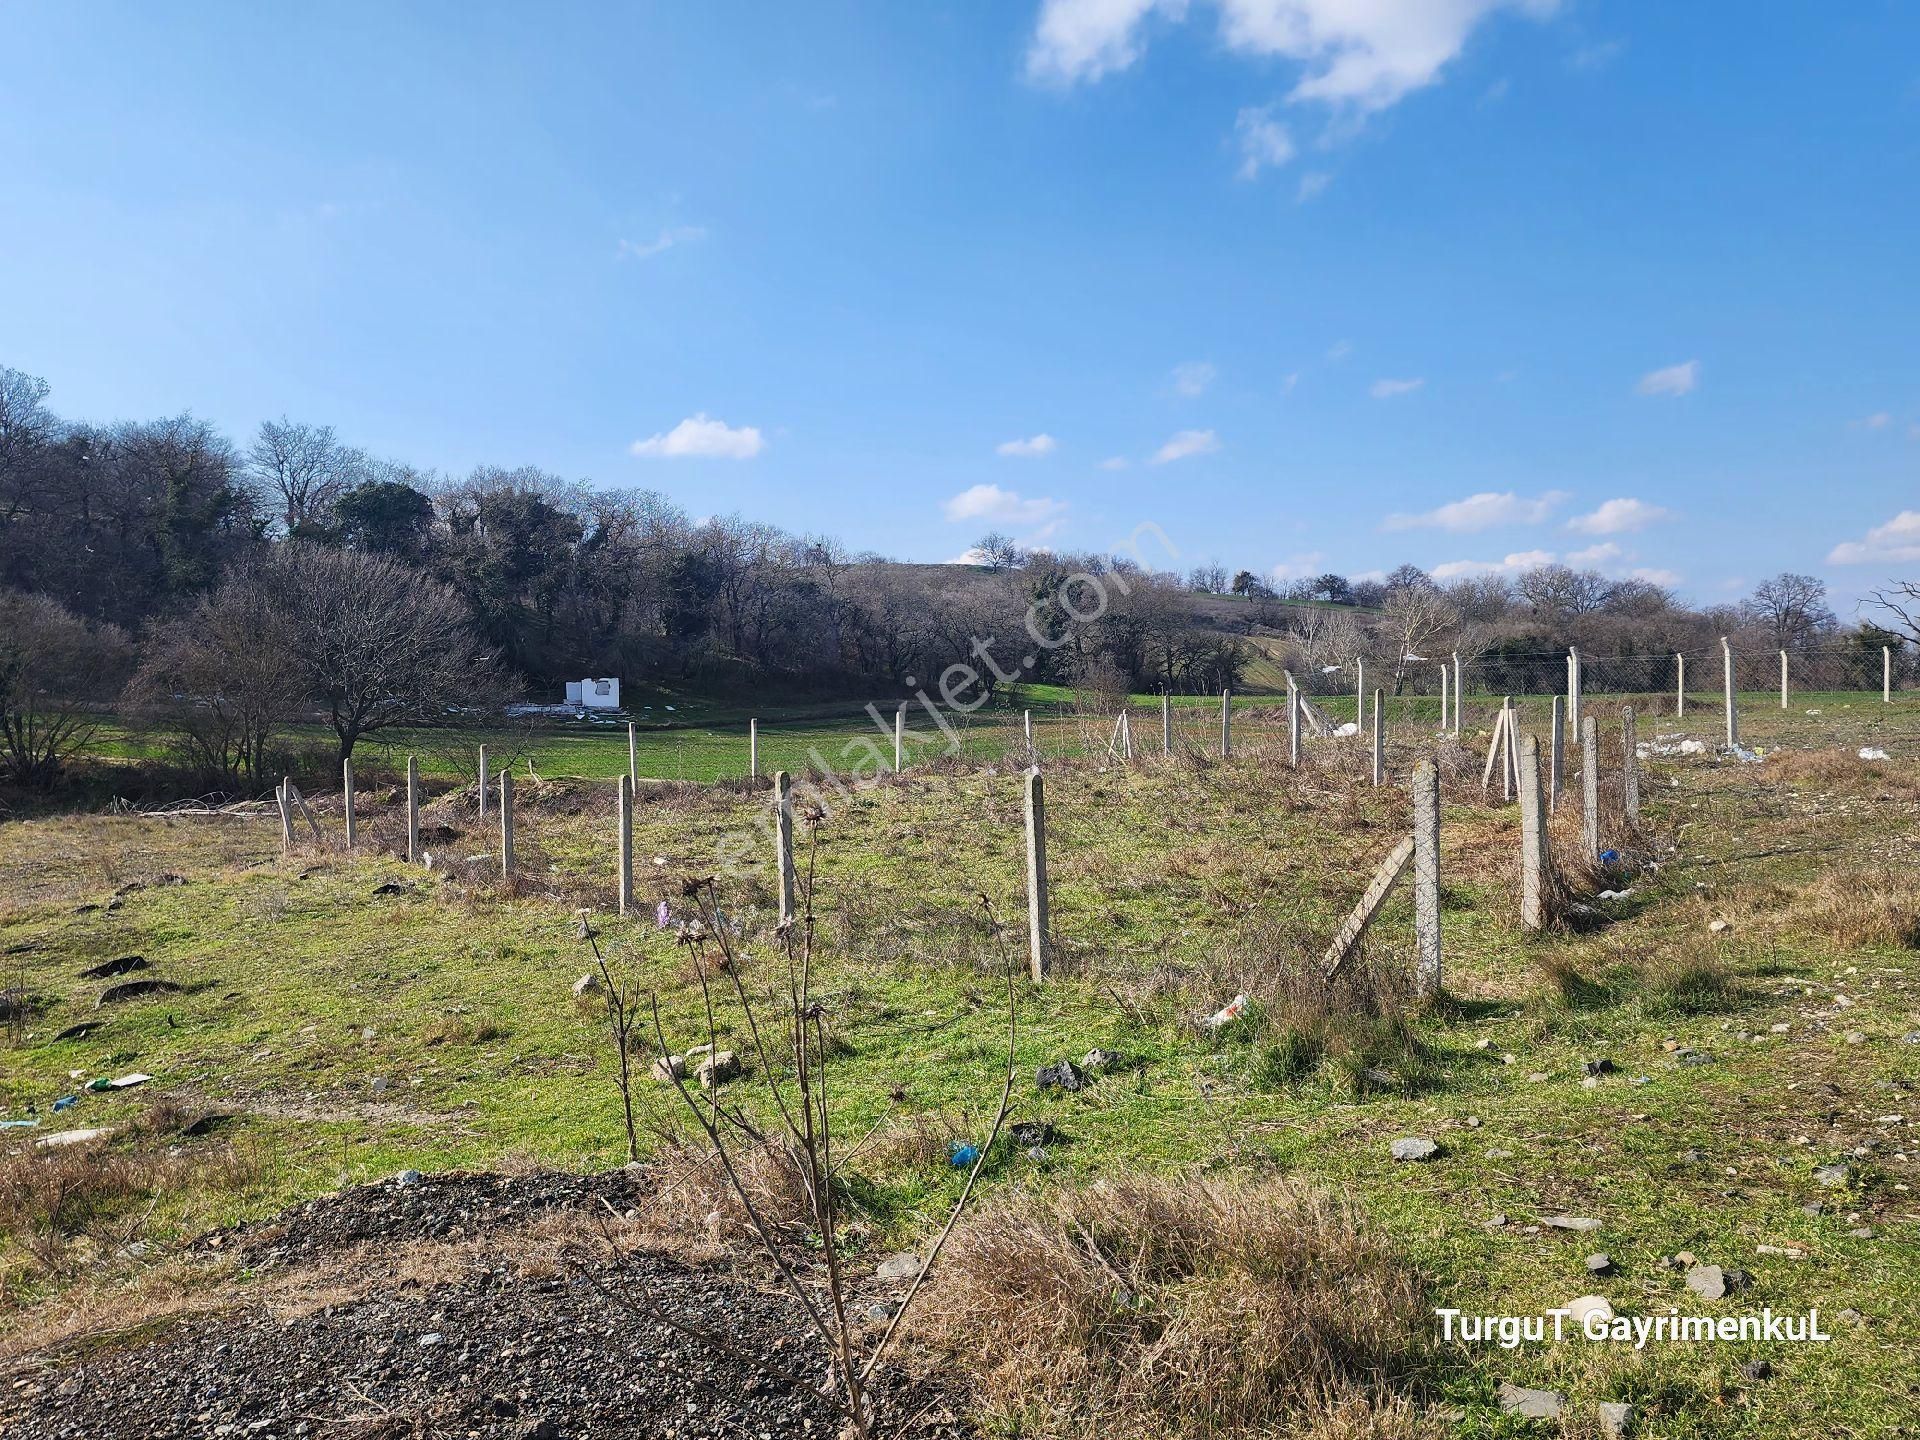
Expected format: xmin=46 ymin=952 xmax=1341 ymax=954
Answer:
xmin=4 ymin=697 xmax=1919 ymax=1433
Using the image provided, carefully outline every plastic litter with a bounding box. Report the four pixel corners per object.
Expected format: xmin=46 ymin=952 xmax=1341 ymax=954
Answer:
xmin=1333 ymin=722 xmax=1359 ymax=737
xmin=86 ymin=1073 xmax=153 ymax=1092
xmin=1638 ymin=737 xmax=1706 ymax=757
xmin=1599 ymin=849 xmax=1619 ymax=865
xmin=1597 ymin=889 xmax=1633 ymax=901
xmin=655 ymin=900 xmax=671 ymax=928
xmin=0 ymin=1118 xmax=39 ymax=1130
xmin=1859 ymin=747 xmax=1890 ymax=761
xmin=52 ymin=1095 xmax=77 ymax=1112
xmin=949 ymin=1141 xmax=980 ymax=1167
xmin=1204 ymin=994 xmax=1250 ymax=1030
xmin=1727 ymin=745 xmax=1763 ymax=764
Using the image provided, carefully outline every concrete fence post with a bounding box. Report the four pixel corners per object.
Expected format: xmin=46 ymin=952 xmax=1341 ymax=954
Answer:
xmin=1676 ymin=652 xmax=1685 ymax=717
xmin=1721 ymin=636 xmax=1739 ymax=748
xmin=1220 ymin=689 xmax=1231 ymax=757
xmin=405 ymin=756 xmax=420 ymax=864
xmin=1567 ymin=646 xmax=1582 ymax=732
xmin=1581 ymin=714 xmax=1600 ymax=861
xmin=1779 ymin=650 xmax=1788 ymax=711
xmin=1024 ymin=767 xmax=1049 ymax=982
xmin=749 ymin=718 xmax=759 ymax=779
xmin=1502 ymin=697 xmax=1517 ymax=802
xmin=1622 ymin=705 xmax=1640 ymax=824
xmin=1438 ymin=662 xmax=1449 ymax=733
xmin=1549 ymin=694 xmax=1566 ymax=809
xmin=1886 ymin=645 xmax=1894 ymax=704
xmin=277 ymin=777 xmax=294 ymax=854
xmin=1518 ymin=733 xmax=1547 ymax=932
xmin=1121 ymin=709 xmax=1134 ymax=761
xmin=1371 ymin=689 xmax=1384 ymax=787
xmin=1161 ymin=692 xmax=1172 ymax=755
xmin=893 ymin=704 xmax=905 ymax=773
xmin=1451 ymin=651 xmax=1462 ymax=736
xmin=1354 ymin=658 xmax=1365 ymax=728
xmin=342 ymin=757 xmax=357 ymax=849
xmin=627 ymin=722 xmax=637 ymax=788
xmin=499 ymin=772 xmax=515 ymax=876
xmin=773 ymin=770 xmax=797 ymax=924
xmin=1023 ymin=709 xmax=1033 ymax=758
xmin=477 ymin=745 xmax=489 ymax=822
xmin=1413 ymin=757 xmax=1441 ymax=997
xmin=616 ymin=774 xmax=634 ymax=914
xmin=1287 ymin=674 xmax=1301 ymax=768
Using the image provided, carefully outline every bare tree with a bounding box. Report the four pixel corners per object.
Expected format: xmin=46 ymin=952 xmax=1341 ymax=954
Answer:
xmin=1743 ymin=572 xmax=1836 ymax=649
xmin=973 ymin=531 xmax=1025 ymax=572
xmin=0 ymin=592 xmax=132 ymax=785
xmin=261 ymin=544 xmax=506 ymax=763
xmin=1373 ymin=584 xmax=1460 ymax=692
xmin=249 ymin=418 xmax=368 ymax=535
xmin=1864 ymin=580 xmax=1920 ymax=649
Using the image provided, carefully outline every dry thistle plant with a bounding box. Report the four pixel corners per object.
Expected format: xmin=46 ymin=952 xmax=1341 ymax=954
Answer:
xmin=583 ymin=815 xmax=1020 ymax=1439
xmin=576 ymin=911 xmax=645 ymax=1164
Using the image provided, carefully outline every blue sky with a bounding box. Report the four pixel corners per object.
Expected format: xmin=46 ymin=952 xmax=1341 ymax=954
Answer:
xmin=3 ymin=2 xmax=1918 ymax=611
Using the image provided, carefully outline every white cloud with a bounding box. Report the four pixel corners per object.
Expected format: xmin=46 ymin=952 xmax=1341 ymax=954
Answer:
xmin=1565 ymin=497 xmax=1673 ymax=535
xmin=1024 ymin=0 xmax=1178 ymax=84
xmin=1565 ymin=541 xmax=1623 ymax=567
xmin=617 ymin=226 xmax=707 ymax=261
xmin=1281 ymin=371 xmax=1300 ymax=393
xmin=1860 ymin=411 xmax=1892 ymax=430
xmin=1235 ymin=105 xmax=1295 ymax=179
xmin=1326 ymin=338 xmax=1353 ymax=361
xmin=1149 ymin=428 xmax=1220 ymax=464
xmin=629 ymin=413 xmax=764 ymax=459
xmin=1171 ymin=360 xmax=1217 ymax=396
xmin=1028 ymin=0 xmax=1557 ymax=113
xmin=1382 ymin=489 xmax=1568 ymax=533
xmin=942 ymin=483 xmax=1068 ymax=528
xmin=1636 ymin=360 xmax=1698 ymax=397
xmin=1370 ymin=376 xmax=1425 ymax=399
xmin=1296 ymin=170 xmax=1332 ymax=202
xmin=996 ymin=433 xmax=1059 ymax=457
xmin=1431 ymin=549 xmax=1556 ymax=580
xmin=1629 ymin=566 xmax=1683 ymax=588
xmin=1099 ymin=455 xmax=1131 ymax=470
xmin=1271 ymin=551 xmax=1327 ymax=581
xmin=1828 ymin=510 xmax=1920 ymax=565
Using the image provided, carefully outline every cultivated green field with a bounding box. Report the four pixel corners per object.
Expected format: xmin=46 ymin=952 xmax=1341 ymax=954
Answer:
xmin=3 ymin=696 xmax=1918 ymax=1434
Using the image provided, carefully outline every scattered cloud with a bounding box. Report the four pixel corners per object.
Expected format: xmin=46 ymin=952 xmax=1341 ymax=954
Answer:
xmin=1271 ymin=551 xmax=1327 ymax=582
xmin=1098 ymin=455 xmax=1131 ymax=470
xmin=1296 ymin=170 xmax=1333 ymax=202
xmin=1859 ymin=411 xmax=1892 ymax=430
xmin=1629 ymin=566 xmax=1683 ymax=588
xmin=1431 ymin=549 xmax=1556 ymax=580
xmin=1370 ymin=376 xmax=1425 ymax=399
xmin=1326 ymin=338 xmax=1354 ymax=362
xmin=1565 ymin=541 xmax=1623 ymax=567
xmin=1382 ymin=489 xmax=1568 ymax=533
xmin=1026 ymin=0 xmax=1557 ymax=114
xmin=1281 ymin=371 xmax=1300 ymax=394
xmin=1565 ymin=497 xmax=1673 ymax=535
xmin=1235 ymin=104 xmax=1295 ymax=179
xmin=1569 ymin=38 xmax=1625 ymax=71
xmin=996 ymin=433 xmax=1059 ymax=457
xmin=617 ymin=225 xmax=707 ymax=261
xmin=1828 ymin=510 xmax=1920 ymax=565
xmin=629 ymin=413 xmax=763 ymax=459
xmin=1636 ymin=359 xmax=1698 ymax=397
xmin=1150 ymin=428 xmax=1221 ymax=464
xmin=1170 ymin=360 xmax=1217 ymax=396
xmin=942 ymin=483 xmax=1069 ymax=528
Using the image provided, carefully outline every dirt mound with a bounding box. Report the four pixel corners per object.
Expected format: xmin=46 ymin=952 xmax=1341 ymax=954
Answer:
xmin=197 ymin=1168 xmax=648 ymax=1265
xmin=5 ymin=1169 xmax=970 ymax=1440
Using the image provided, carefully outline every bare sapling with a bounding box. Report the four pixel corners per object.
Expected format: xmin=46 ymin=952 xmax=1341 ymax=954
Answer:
xmin=591 ymin=815 xmax=1019 ymax=1438
xmin=576 ymin=912 xmax=643 ymax=1164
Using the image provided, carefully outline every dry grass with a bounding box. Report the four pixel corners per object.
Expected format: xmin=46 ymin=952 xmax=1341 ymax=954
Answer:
xmin=914 ymin=1175 xmax=1425 ymax=1439
xmin=1762 ymin=746 xmax=1920 ymax=801
xmin=1781 ymin=867 xmax=1920 ymax=951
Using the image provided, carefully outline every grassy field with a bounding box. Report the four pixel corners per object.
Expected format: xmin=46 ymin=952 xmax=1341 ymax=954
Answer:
xmin=3 ymin=697 xmax=1918 ymax=1434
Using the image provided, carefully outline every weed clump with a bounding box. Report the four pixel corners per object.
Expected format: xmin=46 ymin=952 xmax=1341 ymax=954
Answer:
xmin=915 ymin=1174 xmax=1426 ymax=1439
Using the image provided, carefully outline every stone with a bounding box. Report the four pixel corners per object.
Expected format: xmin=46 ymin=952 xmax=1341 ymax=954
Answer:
xmin=1391 ymin=1137 xmax=1439 ymax=1162
xmin=1497 ymin=1383 xmax=1564 ymax=1420
xmin=1543 ymin=1215 xmax=1602 ymax=1232
xmin=1837 ymin=1307 xmax=1864 ymax=1324
xmin=650 ymin=1054 xmax=687 ymax=1082
xmin=1010 ymin=1120 xmax=1052 ymax=1147
xmin=1464 ymin=1115 xmax=1482 ymax=1128
xmin=875 ymin=1251 xmax=919 ymax=1282
xmin=1844 ymin=1030 xmax=1867 ymax=1045
xmin=1709 ymin=919 xmax=1730 ymax=933
xmin=695 ymin=1050 xmax=740 ymax=1088
xmin=1558 ymin=1295 xmax=1613 ymax=1327
xmin=1036 ymin=1059 xmax=1089 ymax=1093
xmin=1813 ymin=1163 xmax=1850 ymax=1187
xmin=1586 ymin=1252 xmax=1614 ymax=1274
xmin=571 ymin=974 xmax=601 ymax=999
xmin=1684 ymin=1264 xmax=1747 ymax=1299
xmin=394 ymin=1169 xmax=423 ymax=1186
xmin=1583 ymin=1058 xmax=1616 ymax=1077
xmin=1079 ymin=1048 xmax=1122 ymax=1072
xmin=1597 ymin=1400 xmax=1635 ymax=1439
xmin=1739 ymin=1359 xmax=1772 ymax=1382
